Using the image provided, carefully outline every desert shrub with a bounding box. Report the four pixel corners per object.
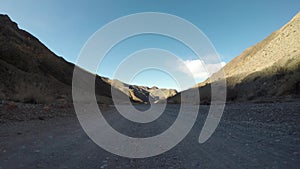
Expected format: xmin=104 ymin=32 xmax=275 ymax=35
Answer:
xmin=14 ymin=82 xmax=52 ymax=104
xmin=275 ymin=66 xmax=287 ymax=75
xmin=4 ymin=102 xmax=17 ymax=110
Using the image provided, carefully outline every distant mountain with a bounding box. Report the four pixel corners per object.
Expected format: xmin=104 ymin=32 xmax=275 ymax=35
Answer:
xmin=0 ymin=14 xmax=176 ymax=104
xmin=102 ymin=78 xmax=177 ymax=103
xmin=169 ymin=12 xmax=300 ymax=103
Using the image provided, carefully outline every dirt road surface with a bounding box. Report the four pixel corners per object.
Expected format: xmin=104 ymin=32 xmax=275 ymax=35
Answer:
xmin=0 ymin=102 xmax=299 ymax=168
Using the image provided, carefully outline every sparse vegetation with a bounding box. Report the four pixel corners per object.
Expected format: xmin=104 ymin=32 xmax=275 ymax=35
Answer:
xmin=169 ymin=12 xmax=300 ymax=103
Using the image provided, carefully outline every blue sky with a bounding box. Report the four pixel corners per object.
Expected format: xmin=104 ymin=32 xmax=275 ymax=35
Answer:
xmin=0 ymin=0 xmax=299 ymax=91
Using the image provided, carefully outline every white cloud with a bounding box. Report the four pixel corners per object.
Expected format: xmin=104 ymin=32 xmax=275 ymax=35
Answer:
xmin=178 ymin=59 xmax=226 ymax=79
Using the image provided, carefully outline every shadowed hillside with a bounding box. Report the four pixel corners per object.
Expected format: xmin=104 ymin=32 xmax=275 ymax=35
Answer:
xmin=0 ymin=14 xmax=176 ymax=104
xmin=0 ymin=14 xmax=126 ymax=104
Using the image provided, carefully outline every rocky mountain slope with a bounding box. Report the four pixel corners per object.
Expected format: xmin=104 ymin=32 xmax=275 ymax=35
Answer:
xmin=0 ymin=14 xmax=124 ymax=104
xmin=0 ymin=14 xmax=176 ymax=104
xmin=102 ymin=78 xmax=177 ymax=103
xmin=169 ymin=12 xmax=300 ymax=103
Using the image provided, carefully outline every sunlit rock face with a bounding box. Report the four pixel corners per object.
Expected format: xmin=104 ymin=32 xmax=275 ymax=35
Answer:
xmin=169 ymin=12 xmax=300 ymax=104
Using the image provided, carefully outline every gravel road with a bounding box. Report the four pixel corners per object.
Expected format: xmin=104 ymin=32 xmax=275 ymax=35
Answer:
xmin=0 ymin=101 xmax=299 ymax=169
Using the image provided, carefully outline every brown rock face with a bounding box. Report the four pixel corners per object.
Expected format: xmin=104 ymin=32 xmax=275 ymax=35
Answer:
xmin=102 ymin=79 xmax=177 ymax=103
